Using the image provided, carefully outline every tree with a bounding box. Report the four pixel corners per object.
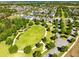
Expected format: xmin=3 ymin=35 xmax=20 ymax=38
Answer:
xmin=45 ymin=42 xmax=55 ymax=50
xmin=22 ymin=18 xmax=28 ymax=28
xmin=23 ymin=46 xmax=32 ymax=54
xmin=42 ymin=37 xmax=47 ymax=43
xmin=4 ymin=19 xmax=12 ymax=29
xmin=0 ymin=24 xmax=4 ymax=33
xmin=58 ymin=46 xmax=68 ymax=52
xmin=75 ymin=21 xmax=79 ymax=27
xmin=60 ymin=34 xmax=68 ymax=38
xmin=67 ymin=38 xmax=75 ymax=43
xmin=35 ymin=43 xmax=42 ymax=48
xmin=11 ymin=25 xmax=17 ymax=33
xmin=74 ymin=31 xmax=78 ymax=36
xmin=41 ymin=22 xmax=46 ymax=26
xmin=46 ymin=27 xmax=50 ymax=31
xmin=28 ymin=21 xmax=33 ymax=26
xmin=9 ymin=45 xmax=18 ymax=54
xmin=50 ymin=34 xmax=57 ymax=40
xmin=0 ymin=32 xmax=7 ymax=42
xmin=12 ymin=18 xmax=28 ymax=30
xmin=45 ymin=24 xmax=48 ymax=28
xmin=5 ymin=37 xmax=13 ymax=45
xmin=33 ymin=51 xmax=42 ymax=57
xmin=60 ymin=20 xmax=65 ymax=34
xmin=52 ymin=28 xmax=58 ymax=33
xmin=35 ymin=20 xmax=40 ymax=25
xmin=6 ymin=28 xmax=13 ymax=36
xmin=61 ymin=28 xmax=65 ymax=34
xmin=41 ymin=19 xmax=44 ymax=22
xmin=65 ymin=29 xmax=71 ymax=35
xmin=12 ymin=18 xmax=22 ymax=30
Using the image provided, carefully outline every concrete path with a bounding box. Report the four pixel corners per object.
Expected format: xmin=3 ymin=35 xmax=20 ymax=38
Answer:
xmin=44 ymin=28 xmax=47 ymax=37
xmin=17 ymin=27 xmax=47 ymax=53
xmin=12 ymin=33 xmax=21 ymax=45
xmin=18 ymin=50 xmax=24 ymax=53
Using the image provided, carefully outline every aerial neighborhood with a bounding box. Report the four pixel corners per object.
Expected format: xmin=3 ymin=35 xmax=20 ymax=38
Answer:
xmin=0 ymin=1 xmax=79 ymax=57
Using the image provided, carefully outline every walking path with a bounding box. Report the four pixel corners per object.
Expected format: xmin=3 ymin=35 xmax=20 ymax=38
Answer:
xmin=44 ymin=28 xmax=47 ymax=37
xmin=18 ymin=50 xmax=24 ymax=53
xmin=41 ymin=27 xmax=48 ymax=53
xmin=12 ymin=33 xmax=21 ymax=45
xmin=12 ymin=27 xmax=30 ymax=46
xmin=40 ymin=40 xmax=47 ymax=54
xmin=16 ymin=26 xmax=47 ymax=53
xmin=13 ymin=20 xmax=76 ymax=57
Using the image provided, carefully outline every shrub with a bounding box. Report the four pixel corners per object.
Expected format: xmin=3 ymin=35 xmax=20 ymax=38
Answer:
xmin=67 ymin=38 xmax=75 ymax=43
xmin=50 ymin=35 xmax=57 ymax=40
xmin=42 ymin=37 xmax=47 ymax=43
xmin=46 ymin=27 xmax=50 ymax=31
xmin=23 ymin=46 xmax=32 ymax=54
xmin=9 ymin=45 xmax=18 ymax=54
xmin=70 ymin=38 xmax=75 ymax=43
xmin=33 ymin=51 xmax=42 ymax=57
xmin=5 ymin=37 xmax=13 ymax=45
xmin=28 ymin=21 xmax=33 ymax=26
xmin=45 ymin=42 xmax=55 ymax=50
xmin=35 ymin=20 xmax=40 ymax=25
xmin=45 ymin=24 xmax=48 ymax=28
xmin=35 ymin=43 xmax=42 ymax=48
xmin=58 ymin=46 xmax=68 ymax=52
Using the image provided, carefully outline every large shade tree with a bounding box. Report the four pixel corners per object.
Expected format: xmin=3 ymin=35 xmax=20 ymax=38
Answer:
xmin=23 ymin=45 xmax=32 ymax=54
xmin=5 ymin=37 xmax=13 ymax=45
xmin=9 ymin=45 xmax=18 ymax=54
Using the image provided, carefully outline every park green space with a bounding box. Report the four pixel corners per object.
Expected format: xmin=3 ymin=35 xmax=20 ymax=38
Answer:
xmin=0 ymin=41 xmax=26 ymax=57
xmin=16 ymin=25 xmax=45 ymax=50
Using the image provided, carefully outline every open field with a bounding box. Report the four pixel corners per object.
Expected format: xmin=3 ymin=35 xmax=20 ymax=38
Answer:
xmin=16 ymin=25 xmax=45 ymax=50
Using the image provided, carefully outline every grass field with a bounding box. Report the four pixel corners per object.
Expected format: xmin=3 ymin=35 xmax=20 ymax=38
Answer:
xmin=16 ymin=25 xmax=45 ymax=50
xmin=0 ymin=25 xmax=45 ymax=57
xmin=0 ymin=41 xmax=10 ymax=57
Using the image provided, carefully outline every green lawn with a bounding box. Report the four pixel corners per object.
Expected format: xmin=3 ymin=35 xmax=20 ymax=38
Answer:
xmin=0 ymin=41 xmax=10 ymax=57
xmin=0 ymin=33 xmax=16 ymax=57
xmin=16 ymin=25 xmax=45 ymax=50
xmin=0 ymin=25 xmax=45 ymax=57
xmin=0 ymin=35 xmax=27 ymax=57
xmin=46 ymin=31 xmax=53 ymax=43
